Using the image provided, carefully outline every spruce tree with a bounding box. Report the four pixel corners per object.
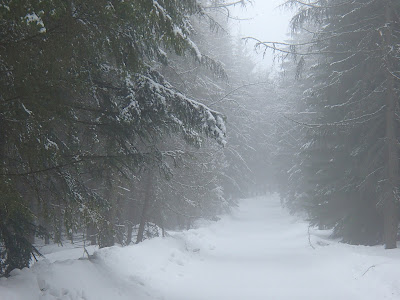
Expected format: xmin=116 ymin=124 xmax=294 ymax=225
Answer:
xmin=270 ymin=0 xmax=400 ymax=247
xmin=0 ymin=0 xmax=229 ymax=276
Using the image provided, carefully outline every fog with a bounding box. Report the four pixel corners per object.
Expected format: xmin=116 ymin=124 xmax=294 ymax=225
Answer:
xmin=1 ymin=0 xmax=400 ymax=298
xmin=230 ymin=0 xmax=293 ymax=70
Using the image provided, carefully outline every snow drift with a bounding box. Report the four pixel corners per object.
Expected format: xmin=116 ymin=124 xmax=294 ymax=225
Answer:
xmin=1 ymin=194 xmax=400 ymax=300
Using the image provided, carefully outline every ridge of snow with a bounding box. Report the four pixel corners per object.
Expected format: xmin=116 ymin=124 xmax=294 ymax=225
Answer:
xmin=1 ymin=194 xmax=400 ymax=299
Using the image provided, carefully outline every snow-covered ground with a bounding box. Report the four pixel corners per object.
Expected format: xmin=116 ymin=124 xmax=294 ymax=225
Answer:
xmin=2 ymin=194 xmax=400 ymax=300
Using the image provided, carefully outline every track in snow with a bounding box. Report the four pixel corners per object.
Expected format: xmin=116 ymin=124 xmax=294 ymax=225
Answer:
xmin=2 ymin=194 xmax=400 ymax=300
xmin=147 ymin=195 xmax=400 ymax=300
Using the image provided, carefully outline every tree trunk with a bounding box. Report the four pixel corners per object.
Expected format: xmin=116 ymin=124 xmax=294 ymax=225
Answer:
xmin=125 ymin=191 xmax=137 ymax=245
xmin=98 ymin=175 xmax=115 ymax=248
xmin=126 ymin=222 xmax=133 ymax=245
xmin=383 ymin=78 xmax=398 ymax=248
xmin=54 ymin=202 xmax=63 ymax=244
xmin=136 ymin=169 xmax=154 ymax=244
xmin=44 ymin=219 xmax=50 ymax=245
xmin=86 ymin=223 xmax=97 ymax=245
xmin=383 ymin=0 xmax=399 ymax=249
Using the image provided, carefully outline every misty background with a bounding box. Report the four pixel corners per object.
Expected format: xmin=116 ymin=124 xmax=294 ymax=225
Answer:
xmin=1 ymin=0 xmax=400 ymax=298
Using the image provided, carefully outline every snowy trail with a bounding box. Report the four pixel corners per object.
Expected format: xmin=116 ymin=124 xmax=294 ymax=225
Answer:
xmin=147 ymin=195 xmax=400 ymax=300
xmin=2 ymin=194 xmax=400 ymax=300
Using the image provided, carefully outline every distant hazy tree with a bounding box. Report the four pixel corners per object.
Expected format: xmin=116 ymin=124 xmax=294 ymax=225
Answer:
xmin=258 ymin=0 xmax=400 ymax=248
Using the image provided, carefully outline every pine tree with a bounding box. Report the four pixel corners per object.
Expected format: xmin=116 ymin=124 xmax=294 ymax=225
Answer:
xmin=0 ymin=0 xmax=229 ymax=276
xmin=272 ymin=0 xmax=400 ymax=247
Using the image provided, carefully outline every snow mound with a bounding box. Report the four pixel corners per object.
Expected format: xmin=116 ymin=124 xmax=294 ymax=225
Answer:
xmin=1 ymin=194 xmax=400 ymax=300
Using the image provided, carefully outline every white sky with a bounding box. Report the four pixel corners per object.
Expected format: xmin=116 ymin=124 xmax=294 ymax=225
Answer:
xmin=229 ymin=0 xmax=294 ymax=71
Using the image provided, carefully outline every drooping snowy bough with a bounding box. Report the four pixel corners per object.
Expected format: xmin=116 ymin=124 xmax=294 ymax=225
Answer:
xmin=0 ymin=0 xmax=228 ymax=276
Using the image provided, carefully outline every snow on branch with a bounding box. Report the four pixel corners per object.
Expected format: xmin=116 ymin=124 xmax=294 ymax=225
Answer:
xmin=283 ymin=105 xmax=386 ymax=128
xmin=121 ymin=69 xmax=226 ymax=147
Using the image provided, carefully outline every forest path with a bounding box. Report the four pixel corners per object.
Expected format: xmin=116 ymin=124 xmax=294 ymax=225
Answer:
xmin=150 ymin=194 xmax=400 ymax=300
xmin=2 ymin=195 xmax=400 ymax=300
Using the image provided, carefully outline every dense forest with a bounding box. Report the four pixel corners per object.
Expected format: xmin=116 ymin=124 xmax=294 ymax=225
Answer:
xmin=269 ymin=0 xmax=400 ymax=250
xmin=0 ymin=0 xmax=275 ymax=276
xmin=1 ymin=0 xmax=400 ymax=279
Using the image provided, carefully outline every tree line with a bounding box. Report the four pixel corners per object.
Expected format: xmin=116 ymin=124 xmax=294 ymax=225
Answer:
xmin=266 ymin=0 xmax=400 ymax=249
xmin=0 ymin=0 xmax=277 ymax=276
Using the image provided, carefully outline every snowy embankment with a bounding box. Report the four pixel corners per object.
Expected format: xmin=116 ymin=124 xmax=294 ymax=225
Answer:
xmin=2 ymin=194 xmax=400 ymax=300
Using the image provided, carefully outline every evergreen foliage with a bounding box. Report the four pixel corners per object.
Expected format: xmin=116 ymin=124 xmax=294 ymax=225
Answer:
xmin=273 ymin=0 xmax=400 ymax=247
xmin=0 ymin=0 xmax=237 ymax=276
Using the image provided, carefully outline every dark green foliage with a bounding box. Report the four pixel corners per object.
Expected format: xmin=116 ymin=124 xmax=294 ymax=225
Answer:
xmin=279 ymin=0 xmax=400 ymax=246
xmin=0 ymin=182 xmax=40 ymax=276
xmin=0 ymin=0 xmax=228 ymax=276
